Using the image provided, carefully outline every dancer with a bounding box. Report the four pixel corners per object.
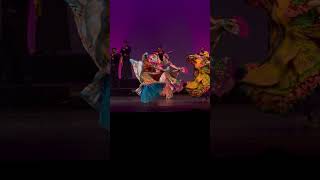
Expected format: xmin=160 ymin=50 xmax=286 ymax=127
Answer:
xmin=65 ymin=0 xmax=109 ymax=130
xmin=130 ymin=49 xmax=185 ymax=103
xmin=130 ymin=52 xmax=165 ymax=103
xmin=154 ymin=48 xmax=185 ymax=99
xmin=185 ymin=49 xmax=211 ymax=97
xmin=120 ymin=40 xmax=132 ymax=80
xmin=242 ymin=0 xmax=320 ymax=114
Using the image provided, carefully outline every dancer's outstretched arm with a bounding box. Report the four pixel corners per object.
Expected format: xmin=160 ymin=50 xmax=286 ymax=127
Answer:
xmin=168 ymin=62 xmax=183 ymax=71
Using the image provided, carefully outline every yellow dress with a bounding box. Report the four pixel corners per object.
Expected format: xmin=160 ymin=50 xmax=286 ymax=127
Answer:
xmin=242 ymin=0 xmax=320 ymax=113
xmin=186 ymin=53 xmax=211 ymax=97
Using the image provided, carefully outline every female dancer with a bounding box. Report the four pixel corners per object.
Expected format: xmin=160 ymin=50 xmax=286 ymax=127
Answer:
xmin=241 ymin=0 xmax=320 ymax=114
xmin=64 ymin=0 xmax=109 ymax=129
xmin=185 ymin=49 xmax=211 ymax=97
xmin=155 ymin=48 xmax=185 ymax=99
xmin=131 ymin=49 xmax=185 ymax=103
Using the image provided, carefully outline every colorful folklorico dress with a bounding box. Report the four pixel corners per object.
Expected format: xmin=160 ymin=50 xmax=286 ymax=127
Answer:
xmin=242 ymin=0 xmax=320 ymax=113
xmin=131 ymin=52 xmax=185 ymax=103
xmin=185 ymin=51 xmax=211 ymax=97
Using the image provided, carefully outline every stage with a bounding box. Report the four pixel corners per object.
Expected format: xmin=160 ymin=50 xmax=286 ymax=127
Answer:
xmin=110 ymin=94 xmax=210 ymax=160
xmin=110 ymin=86 xmax=210 ymax=159
xmin=111 ymin=94 xmax=210 ymax=112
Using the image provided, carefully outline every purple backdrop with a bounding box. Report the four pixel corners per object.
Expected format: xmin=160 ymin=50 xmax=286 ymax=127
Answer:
xmin=110 ymin=0 xmax=210 ymax=80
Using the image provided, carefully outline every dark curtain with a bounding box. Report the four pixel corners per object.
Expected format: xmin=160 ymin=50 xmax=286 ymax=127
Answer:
xmin=0 ymin=0 xmax=3 ymax=42
xmin=1 ymin=0 xmax=28 ymax=83
xmin=36 ymin=0 xmax=70 ymax=53
xmin=2 ymin=0 xmax=28 ymax=55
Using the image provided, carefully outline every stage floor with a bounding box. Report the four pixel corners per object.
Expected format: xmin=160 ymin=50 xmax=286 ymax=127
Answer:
xmin=111 ymin=95 xmax=210 ymax=112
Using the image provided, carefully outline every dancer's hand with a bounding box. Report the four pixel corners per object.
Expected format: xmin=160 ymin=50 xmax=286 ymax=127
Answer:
xmin=180 ymin=67 xmax=188 ymax=74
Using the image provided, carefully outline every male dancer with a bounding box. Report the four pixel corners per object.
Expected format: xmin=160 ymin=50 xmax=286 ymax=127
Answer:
xmin=120 ymin=40 xmax=132 ymax=80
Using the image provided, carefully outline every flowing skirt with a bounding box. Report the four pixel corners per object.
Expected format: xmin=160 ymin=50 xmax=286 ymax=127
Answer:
xmin=130 ymin=59 xmax=143 ymax=82
xmin=65 ymin=0 xmax=109 ymax=129
xmin=242 ymin=26 xmax=320 ymax=113
xmin=80 ymin=71 xmax=110 ymax=129
xmin=186 ymin=68 xmax=210 ymax=97
xmin=140 ymin=83 xmax=165 ymax=103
